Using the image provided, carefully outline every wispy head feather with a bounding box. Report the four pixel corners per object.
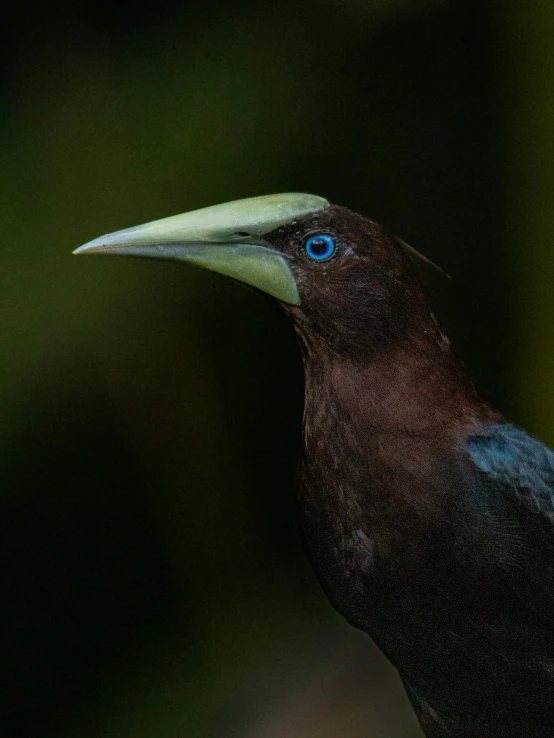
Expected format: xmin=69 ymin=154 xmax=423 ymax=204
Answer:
xmin=394 ymin=236 xmax=451 ymax=280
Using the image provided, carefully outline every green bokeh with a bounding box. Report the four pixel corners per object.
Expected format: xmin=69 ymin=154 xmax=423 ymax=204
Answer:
xmin=1 ymin=1 xmax=551 ymax=736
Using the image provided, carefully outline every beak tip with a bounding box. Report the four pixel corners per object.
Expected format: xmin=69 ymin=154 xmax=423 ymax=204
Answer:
xmin=73 ymin=236 xmax=110 ymax=255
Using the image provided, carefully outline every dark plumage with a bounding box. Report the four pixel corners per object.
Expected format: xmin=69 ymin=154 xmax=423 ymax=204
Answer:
xmin=77 ymin=196 xmax=554 ymax=738
xmin=264 ymin=206 xmax=554 ymax=738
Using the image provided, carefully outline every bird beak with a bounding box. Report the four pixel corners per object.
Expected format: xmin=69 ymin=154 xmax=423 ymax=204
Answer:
xmin=73 ymin=193 xmax=329 ymax=305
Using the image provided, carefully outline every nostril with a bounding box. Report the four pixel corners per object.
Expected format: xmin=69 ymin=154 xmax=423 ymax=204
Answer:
xmin=234 ymin=231 xmax=250 ymax=237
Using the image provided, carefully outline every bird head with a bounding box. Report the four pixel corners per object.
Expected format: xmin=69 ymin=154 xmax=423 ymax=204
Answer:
xmin=75 ymin=194 xmax=428 ymax=358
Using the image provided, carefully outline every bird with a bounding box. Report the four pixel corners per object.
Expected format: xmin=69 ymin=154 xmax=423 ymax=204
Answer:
xmin=75 ymin=193 xmax=554 ymax=738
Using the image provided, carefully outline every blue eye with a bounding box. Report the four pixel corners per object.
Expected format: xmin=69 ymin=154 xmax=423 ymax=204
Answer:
xmin=305 ymin=234 xmax=336 ymax=261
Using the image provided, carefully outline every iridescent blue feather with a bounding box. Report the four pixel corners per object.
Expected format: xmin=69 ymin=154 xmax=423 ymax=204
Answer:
xmin=466 ymin=424 xmax=554 ymax=521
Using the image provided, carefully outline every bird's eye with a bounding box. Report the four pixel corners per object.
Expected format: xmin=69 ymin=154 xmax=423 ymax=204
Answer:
xmin=305 ymin=234 xmax=336 ymax=261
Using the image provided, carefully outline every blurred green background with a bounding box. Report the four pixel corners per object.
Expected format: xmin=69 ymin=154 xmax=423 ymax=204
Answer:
xmin=2 ymin=1 xmax=553 ymax=736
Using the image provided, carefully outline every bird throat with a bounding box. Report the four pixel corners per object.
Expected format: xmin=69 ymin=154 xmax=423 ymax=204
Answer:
xmin=293 ymin=321 xmax=489 ymax=631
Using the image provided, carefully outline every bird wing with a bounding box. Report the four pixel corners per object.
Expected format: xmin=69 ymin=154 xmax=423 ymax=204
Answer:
xmin=466 ymin=423 xmax=554 ymax=522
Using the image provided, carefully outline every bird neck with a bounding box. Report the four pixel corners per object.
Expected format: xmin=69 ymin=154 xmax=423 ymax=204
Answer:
xmin=299 ymin=322 xmax=493 ymax=447
xmin=293 ymin=316 xmax=498 ymax=627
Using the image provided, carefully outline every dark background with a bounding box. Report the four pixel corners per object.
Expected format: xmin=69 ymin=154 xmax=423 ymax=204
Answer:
xmin=2 ymin=1 xmax=553 ymax=736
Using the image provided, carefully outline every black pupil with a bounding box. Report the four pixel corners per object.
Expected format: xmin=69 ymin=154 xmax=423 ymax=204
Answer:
xmin=310 ymin=238 xmax=329 ymax=255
